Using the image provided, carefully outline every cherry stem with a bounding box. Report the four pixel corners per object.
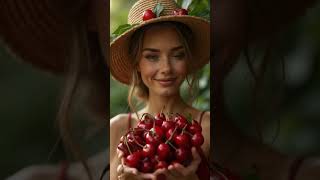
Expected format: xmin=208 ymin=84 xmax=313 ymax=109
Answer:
xmin=133 ymin=135 xmax=144 ymax=148
xmin=165 ymin=126 xmax=178 ymax=143
xmin=167 ymin=141 xmax=177 ymax=150
xmin=124 ymin=136 xmax=132 ymax=155
xmin=182 ymin=124 xmax=188 ymax=132
xmin=184 ymin=131 xmax=193 ymax=136
xmin=141 ymin=113 xmax=153 ymax=122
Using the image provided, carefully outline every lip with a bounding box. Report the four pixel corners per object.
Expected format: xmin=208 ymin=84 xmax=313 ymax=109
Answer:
xmin=154 ymin=78 xmax=177 ymax=86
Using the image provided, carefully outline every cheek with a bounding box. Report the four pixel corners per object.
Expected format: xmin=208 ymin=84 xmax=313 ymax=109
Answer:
xmin=174 ymin=62 xmax=188 ymax=77
xmin=139 ymin=61 xmax=157 ymax=80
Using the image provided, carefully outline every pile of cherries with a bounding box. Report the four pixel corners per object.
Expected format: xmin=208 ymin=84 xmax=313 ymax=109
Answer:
xmin=117 ymin=112 xmax=204 ymax=173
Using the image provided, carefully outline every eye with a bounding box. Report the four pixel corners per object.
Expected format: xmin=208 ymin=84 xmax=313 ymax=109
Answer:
xmin=172 ymin=52 xmax=186 ymax=59
xmin=145 ymin=54 xmax=159 ymax=61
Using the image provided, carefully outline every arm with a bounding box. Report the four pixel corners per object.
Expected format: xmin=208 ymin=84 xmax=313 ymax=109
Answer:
xmin=6 ymin=150 xmax=108 ymax=180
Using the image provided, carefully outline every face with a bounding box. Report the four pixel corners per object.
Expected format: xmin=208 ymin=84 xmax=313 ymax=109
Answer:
xmin=138 ymin=25 xmax=188 ymax=97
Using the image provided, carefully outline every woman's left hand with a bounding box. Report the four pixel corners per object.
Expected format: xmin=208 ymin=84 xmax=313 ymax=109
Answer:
xmin=158 ymin=147 xmax=201 ymax=180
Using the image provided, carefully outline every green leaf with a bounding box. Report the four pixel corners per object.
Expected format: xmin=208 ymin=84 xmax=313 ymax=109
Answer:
xmin=188 ymin=0 xmax=210 ymax=20
xmin=176 ymin=0 xmax=183 ymax=7
xmin=111 ymin=23 xmax=139 ymax=41
xmin=186 ymin=113 xmax=193 ymax=124
xmin=182 ymin=0 xmax=192 ymax=9
xmin=153 ymin=3 xmax=164 ymax=17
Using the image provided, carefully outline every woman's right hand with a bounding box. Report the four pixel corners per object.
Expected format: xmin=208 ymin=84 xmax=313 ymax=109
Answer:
xmin=116 ymin=150 xmax=167 ymax=180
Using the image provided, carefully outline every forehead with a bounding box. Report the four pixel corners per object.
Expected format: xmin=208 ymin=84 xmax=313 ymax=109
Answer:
xmin=142 ymin=24 xmax=182 ymax=47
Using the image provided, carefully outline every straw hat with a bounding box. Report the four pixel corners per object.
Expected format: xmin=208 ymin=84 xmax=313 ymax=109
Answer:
xmin=0 ymin=0 xmax=107 ymax=74
xmin=110 ymin=0 xmax=210 ymax=85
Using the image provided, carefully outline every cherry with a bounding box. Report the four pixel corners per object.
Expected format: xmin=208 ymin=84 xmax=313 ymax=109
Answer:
xmin=175 ymin=148 xmax=191 ymax=165
xmin=161 ymin=120 xmax=175 ymax=132
xmin=174 ymin=133 xmax=190 ymax=148
xmin=155 ymin=112 xmax=166 ymax=126
xmin=188 ymin=121 xmax=202 ymax=134
xmin=191 ymin=132 xmax=204 ymax=147
xmin=175 ymin=114 xmax=188 ymax=129
xmin=145 ymin=132 xmax=162 ymax=146
xmin=151 ymin=126 xmax=164 ymax=138
xmin=143 ymin=9 xmax=156 ymax=21
xmin=125 ymin=151 xmax=141 ymax=168
xmin=117 ymin=142 xmax=129 ymax=156
xmin=155 ymin=161 xmax=168 ymax=169
xmin=138 ymin=121 xmax=153 ymax=130
xmin=165 ymin=128 xmax=178 ymax=140
xmin=140 ymin=159 xmax=154 ymax=173
xmin=157 ymin=143 xmax=171 ymax=160
xmin=142 ymin=144 xmax=156 ymax=158
xmin=173 ymin=8 xmax=188 ymax=15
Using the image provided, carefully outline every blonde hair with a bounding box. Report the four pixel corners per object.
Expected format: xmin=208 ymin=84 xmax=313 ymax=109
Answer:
xmin=127 ymin=21 xmax=199 ymax=115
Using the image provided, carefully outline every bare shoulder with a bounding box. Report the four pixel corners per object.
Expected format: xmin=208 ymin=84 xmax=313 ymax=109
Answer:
xmin=110 ymin=113 xmax=129 ymax=129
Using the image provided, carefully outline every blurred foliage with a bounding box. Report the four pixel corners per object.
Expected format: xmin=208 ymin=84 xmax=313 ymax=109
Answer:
xmin=224 ymin=2 xmax=320 ymax=155
xmin=110 ymin=0 xmax=210 ymax=118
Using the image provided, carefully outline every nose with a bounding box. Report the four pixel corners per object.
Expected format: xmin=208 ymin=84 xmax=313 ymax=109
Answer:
xmin=159 ymin=56 xmax=172 ymax=74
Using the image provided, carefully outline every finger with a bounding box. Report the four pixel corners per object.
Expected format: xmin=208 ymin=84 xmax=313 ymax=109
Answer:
xmin=168 ymin=164 xmax=182 ymax=177
xmin=117 ymin=164 xmax=124 ymax=175
xmin=117 ymin=149 xmax=124 ymax=159
xmin=122 ymin=165 xmax=138 ymax=175
xmin=191 ymin=147 xmax=201 ymax=166
xmin=137 ymin=172 xmax=157 ymax=180
xmin=153 ymin=168 xmax=167 ymax=176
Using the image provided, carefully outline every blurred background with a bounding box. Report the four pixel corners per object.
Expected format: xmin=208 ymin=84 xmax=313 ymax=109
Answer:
xmin=0 ymin=0 xmax=319 ymax=179
xmin=224 ymin=2 xmax=320 ymax=156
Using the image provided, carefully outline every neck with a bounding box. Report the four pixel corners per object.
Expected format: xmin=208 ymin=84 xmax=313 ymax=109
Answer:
xmin=143 ymin=93 xmax=188 ymax=116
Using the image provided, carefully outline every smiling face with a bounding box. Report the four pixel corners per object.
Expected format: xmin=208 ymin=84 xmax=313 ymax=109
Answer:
xmin=138 ymin=25 xmax=189 ymax=97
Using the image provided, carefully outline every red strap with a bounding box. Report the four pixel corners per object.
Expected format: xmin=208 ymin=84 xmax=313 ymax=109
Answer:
xmin=58 ymin=161 xmax=68 ymax=180
xmin=128 ymin=112 xmax=132 ymax=130
xmin=198 ymin=111 xmax=207 ymax=125
xmin=288 ymin=156 xmax=305 ymax=180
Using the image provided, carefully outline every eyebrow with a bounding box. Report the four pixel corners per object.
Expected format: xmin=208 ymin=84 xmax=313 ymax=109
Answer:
xmin=142 ymin=46 xmax=184 ymax=52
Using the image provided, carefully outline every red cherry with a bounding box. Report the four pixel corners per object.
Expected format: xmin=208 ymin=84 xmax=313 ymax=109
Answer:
xmin=165 ymin=128 xmax=178 ymax=140
xmin=188 ymin=121 xmax=202 ymax=134
xmin=175 ymin=115 xmax=188 ymax=129
xmin=155 ymin=161 xmax=168 ymax=169
xmin=117 ymin=142 xmax=129 ymax=156
xmin=174 ymin=133 xmax=190 ymax=148
xmin=140 ymin=159 xmax=154 ymax=173
xmin=138 ymin=121 xmax=153 ymax=130
xmin=155 ymin=113 xmax=166 ymax=126
xmin=145 ymin=132 xmax=162 ymax=146
xmin=173 ymin=8 xmax=188 ymax=15
xmin=142 ymin=144 xmax=156 ymax=158
xmin=125 ymin=151 xmax=141 ymax=168
xmin=143 ymin=9 xmax=156 ymax=21
xmin=191 ymin=132 xmax=204 ymax=147
xmin=151 ymin=126 xmax=164 ymax=138
xmin=175 ymin=148 xmax=191 ymax=164
xmin=161 ymin=120 xmax=175 ymax=132
xmin=157 ymin=143 xmax=171 ymax=160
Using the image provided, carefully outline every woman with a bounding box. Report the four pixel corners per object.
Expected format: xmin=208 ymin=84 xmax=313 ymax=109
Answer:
xmin=109 ymin=0 xmax=210 ymax=179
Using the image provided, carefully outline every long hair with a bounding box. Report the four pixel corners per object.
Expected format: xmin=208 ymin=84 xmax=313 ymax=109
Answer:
xmin=56 ymin=9 xmax=108 ymax=180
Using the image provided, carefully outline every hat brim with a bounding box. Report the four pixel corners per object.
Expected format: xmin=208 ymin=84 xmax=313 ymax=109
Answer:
xmin=110 ymin=15 xmax=210 ymax=85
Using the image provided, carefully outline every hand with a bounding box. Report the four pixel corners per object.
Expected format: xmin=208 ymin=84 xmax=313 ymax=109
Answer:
xmin=117 ymin=149 xmax=164 ymax=180
xmin=159 ymin=147 xmax=201 ymax=180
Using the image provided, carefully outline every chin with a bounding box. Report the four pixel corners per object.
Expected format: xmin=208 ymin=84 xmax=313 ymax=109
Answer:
xmin=157 ymin=89 xmax=179 ymax=97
